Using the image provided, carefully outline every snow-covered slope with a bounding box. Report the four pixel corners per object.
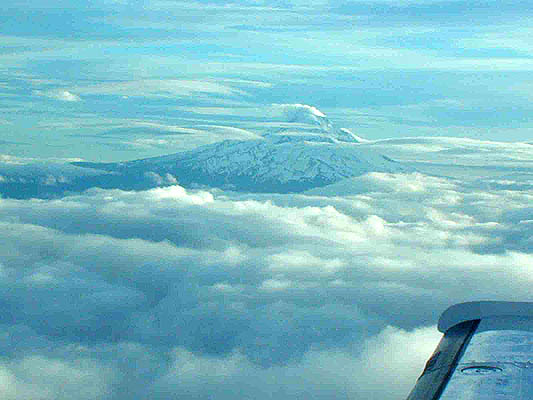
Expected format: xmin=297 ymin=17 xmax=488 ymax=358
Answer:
xmin=73 ymin=105 xmax=409 ymax=193
xmin=4 ymin=114 xmax=531 ymax=199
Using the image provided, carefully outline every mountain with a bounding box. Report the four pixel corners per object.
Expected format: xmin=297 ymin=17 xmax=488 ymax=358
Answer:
xmin=263 ymin=103 xmax=367 ymax=144
xmin=73 ymin=105 xmax=410 ymax=193
xmin=0 ymin=105 xmax=411 ymax=198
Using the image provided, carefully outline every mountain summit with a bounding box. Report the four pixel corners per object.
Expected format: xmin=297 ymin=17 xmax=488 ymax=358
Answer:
xmin=263 ymin=104 xmax=367 ymax=144
xmin=73 ymin=105 xmax=410 ymax=193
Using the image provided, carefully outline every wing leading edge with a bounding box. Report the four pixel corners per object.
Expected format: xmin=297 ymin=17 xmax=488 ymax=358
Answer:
xmin=406 ymin=301 xmax=533 ymax=400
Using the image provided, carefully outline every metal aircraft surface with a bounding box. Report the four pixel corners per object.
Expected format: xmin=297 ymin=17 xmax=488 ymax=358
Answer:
xmin=406 ymin=301 xmax=533 ymax=400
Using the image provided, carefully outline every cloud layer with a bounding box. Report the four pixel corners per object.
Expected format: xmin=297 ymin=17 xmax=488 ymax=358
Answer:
xmin=0 ymin=166 xmax=530 ymax=399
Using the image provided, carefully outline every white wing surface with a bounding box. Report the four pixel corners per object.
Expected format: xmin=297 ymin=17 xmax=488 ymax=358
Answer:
xmin=407 ymin=301 xmax=533 ymax=400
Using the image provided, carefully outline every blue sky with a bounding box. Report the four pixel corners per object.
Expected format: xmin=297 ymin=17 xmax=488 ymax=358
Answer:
xmin=1 ymin=0 xmax=532 ymax=161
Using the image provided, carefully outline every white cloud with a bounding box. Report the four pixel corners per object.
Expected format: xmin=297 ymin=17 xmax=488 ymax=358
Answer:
xmin=73 ymin=79 xmax=247 ymax=99
xmin=122 ymin=124 xmax=262 ymax=151
xmin=34 ymin=89 xmax=81 ymax=102
xmin=0 ymin=354 xmax=115 ymax=400
xmin=144 ymin=171 xmax=178 ymax=186
xmin=150 ymin=325 xmax=441 ymax=400
xmin=0 ymin=157 xmax=531 ymax=399
xmin=272 ymin=103 xmax=326 ymax=118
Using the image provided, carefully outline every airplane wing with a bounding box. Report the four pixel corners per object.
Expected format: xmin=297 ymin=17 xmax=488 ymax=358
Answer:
xmin=406 ymin=301 xmax=533 ymax=400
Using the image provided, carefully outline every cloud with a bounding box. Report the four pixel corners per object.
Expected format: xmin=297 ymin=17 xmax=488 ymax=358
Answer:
xmin=268 ymin=103 xmax=327 ymax=123
xmin=120 ymin=125 xmax=262 ymax=150
xmin=34 ymin=89 xmax=81 ymax=102
xmin=0 ymin=355 xmax=114 ymax=400
xmin=72 ymin=79 xmax=247 ymax=99
xmin=144 ymin=171 xmax=178 ymax=185
xmin=149 ymin=325 xmax=441 ymax=400
xmin=0 ymin=160 xmax=531 ymax=398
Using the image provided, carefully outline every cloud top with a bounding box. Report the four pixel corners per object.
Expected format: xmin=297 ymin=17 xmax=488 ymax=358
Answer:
xmin=0 ymin=158 xmax=531 ymax=397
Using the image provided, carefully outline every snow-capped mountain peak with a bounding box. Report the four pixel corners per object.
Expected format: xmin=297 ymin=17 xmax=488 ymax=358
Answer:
xmin=67 ymin=104 xmax=408 ymax=193
xmin=264 ymin=104 xmax=367 ymax=144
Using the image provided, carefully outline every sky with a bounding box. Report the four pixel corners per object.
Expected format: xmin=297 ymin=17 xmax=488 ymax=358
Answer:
xmin=0 ymin=1 xmax=532 ymax=399
xmin=1 ymin=0 xmax=533 ymax=162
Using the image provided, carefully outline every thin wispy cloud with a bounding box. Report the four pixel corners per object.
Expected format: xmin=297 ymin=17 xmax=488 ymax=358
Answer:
xmin=72 ymin=79 xmax=248 ymax=99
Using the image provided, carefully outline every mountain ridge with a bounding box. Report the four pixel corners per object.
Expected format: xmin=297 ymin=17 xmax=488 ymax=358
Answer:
xmin=0 ymin=105 xmax=412 ymax=197
xmin=72 ymin=105 xmax=409 ymax=192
